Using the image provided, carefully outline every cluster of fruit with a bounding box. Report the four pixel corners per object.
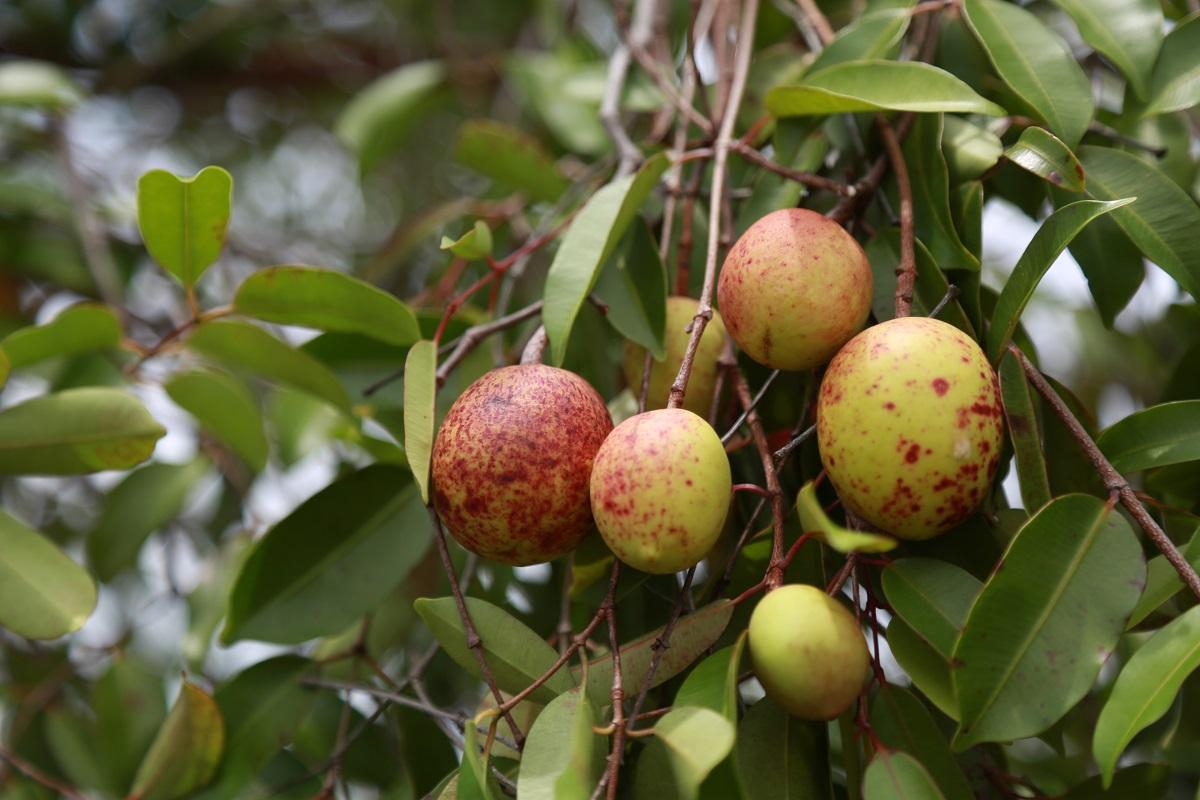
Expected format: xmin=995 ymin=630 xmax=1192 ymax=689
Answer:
xmin=430 ymin=208 xmax=1005 ymax=721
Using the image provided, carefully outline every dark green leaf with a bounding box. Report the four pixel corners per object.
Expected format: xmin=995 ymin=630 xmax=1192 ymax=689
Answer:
xmin=516 ymin=689 xmax=604 ymax=800
xmin=862 ymin=750 xmax=945 ymax=799
xmin=137 ymin=166 xmax=232 ymax=287
xmin=1061 ymin=204 xmax=1144 ymax=328
xmin=0 ymin=303 xmax=120 ymax=368
xmin=1097 ymin=401 xmax=1200 ymax=471
xmin=998 ymin=351 xmax=1052 ymax=512
xmin=888 ymin=616 xmax=958 ymax=719
xmin=871 ymin=685 xmax=973 ymax=800
xmin=1048 ymin=0 xmax=1162 ymax=100
xmin=1127 ymin=526 xmax=1200 ymax=628
xmin=1059 ymin=764 xmax=1169 ymax=799
xmin=902 ymin=114 xmax=980 ymax=272
xmin=335 ymin=60 xmax=446 ymax=171
xmin=165 ymin=369 xmax=268 ymax=472
xmin=454 ymin=119 xmax=568 ymax=203
xmin=594 ymin=220 xmax=668 ymax=360
xmin=1004 ymin=127 xmax=1085 ymax=191
xmin=130 ymin=681 xmax=224 ymax=800
xmin=1143 ymin=13 xmax=1200 ymax=116
xmin=403 ymin=339 xmax=436 ymax=504
xmin=0 ymin=509 xmax=96 ymax=640
xmin=735 ymin=697 xmax=831 ymax=800
xmin=807 ymin=10 xmax=911 ymax=74
xmin=439 ymin=221 xmax=494 ymax=261
xmin=882 ymin=558 xmax=981 ymax=659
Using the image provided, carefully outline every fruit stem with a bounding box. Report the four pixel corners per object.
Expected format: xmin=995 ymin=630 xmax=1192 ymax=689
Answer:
xmin=519 ymin=325 xmax=548 ymax=365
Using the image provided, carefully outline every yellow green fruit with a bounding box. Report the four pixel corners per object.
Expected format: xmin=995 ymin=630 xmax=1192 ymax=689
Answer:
xmin=622 ymin=296 xmax=727 ymax=415
xmin=589 ymin=408 xmax=731 ymax=574
xmin=717 ymin=208 xmax=872 ymax=370
xmin=817 ymin=317 xmax=1004 ymax=540
xmin=748 ymin=584 xmax=869 ymax=720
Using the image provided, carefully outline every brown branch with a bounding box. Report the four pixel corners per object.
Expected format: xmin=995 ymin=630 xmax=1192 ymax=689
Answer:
xmin=731 ymin=365 xmax=787 ymax=589
xmin=0 ymin=744 xmax=87 ymax=800
xmin=827 ymin=554 xmax=859 ymax=595
xmin=1009 ymin=346 xmax=1200 ymax=601
xmin=425 ymin=301 xmax=543 ymax=390
xmin=519 ymin=325 xmax=549 ymax=365
xmin=124 ymin=304 xmax=233 ymax=376
xmin=794 ymin=0 xmax=835 ymax=45
xmin=604 ymin=562 xmax=627 ymax=800
xmin=730 ymin=140 xmax=856 ymax=197
xmin=602 ymin=0 xmax=657 ymax=175
xmin=877 ymin=116 xmax=916 ymax=317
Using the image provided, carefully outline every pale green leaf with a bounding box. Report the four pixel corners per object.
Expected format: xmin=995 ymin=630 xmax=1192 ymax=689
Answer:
xmin=1097 ymin=400 xmax=1200 ymax=472
xmin=863 ymin=750 xmax=946 ymax=800
xmin=336 ymin=60 xmax=446 ymax=171
xmin=796 ymin=481 xmax=898 ymax=554
xmin=0 ymin=303 xmax=121 ymax=368
xmin=1143 ymin=13 xmax=1200 ymax=116
xmin=130 ymin=682 xmax=224 ymax=800
xmin=1048 ymin=0 xmax=1162 ymax=100
xmin=403 ymin=340 xmax=437 ymax=503
xmin=439 ymin=221 xmax=494 ymax=261
xmin=165 ymin=369 xmax=268 ymax=472
xmin=0 ymin=509 xmax=96 ymax=640
xmin=1004 ymin=126 xmax=1085 ymax=192
xmin=516 ymin=690 xmax=604 ymax=800
xmin=137 ymin=166 xmax=232 ymax=287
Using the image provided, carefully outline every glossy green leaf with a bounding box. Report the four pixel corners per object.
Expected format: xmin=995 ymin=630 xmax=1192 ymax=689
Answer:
xmin=985 ymin=198 xmax=1133 ymax=362
xmin=796 ymin=481 xmax=898 ymax=554
xmin=863 ymin=750 xmax=945 ymax=800
xmin=137 ymin=166 xmax=232 ymax=287
xmin=735 ymin=697 xmax=831 ymax=800
xmin=593 ymin=219 xmax=668 ymax=360
xmin=963 ymin=0 xmax=1093 ymax=145
xmin=87 ymin=457 xmax=209 ymax=582
xmin=673 ymin=632 xmax=747 ymax=721
xmin=1060 ymin=200 xmax=1144 ymax=327
xmin=0 ymin=59 xmax=81 ymax=108
xmin=1004 ymin=127 xmax=1085 ymax=191
xmin=1094 ymin=606 xmax=1200 ymax=785
xmin=882 ymin=558 xmax=981 ymax=659
xmin=233 ymin=266 xmax=420 ymax=347
xmin=414 ymin=595 xmax=574 ymax=704
xmin=952 ymin=495 xmax=1145 ymax=749
xmin=807 ymin=10 xmax=911 ymax=74
xmin=1097 ymin=401 xmax=1200 ymax=471
xmin=457 ymin=714 xmax=498 ymax=800
xmin=998 ymin=351 xmax=1052 ymax=512
xmin=335 ymin=60 xmax=446 ymax=171
xmin=403 ymin=340 xmax=437 ymax=503
xmin=767 ymin=61 xmax=1005 ymax=117
xmin=871 ymin=685 xmax=973 ymax=800
xmin=0 ymin=387 xmax=164 ymax=475
xmin=903 ymin=114 xmax=980 ymax=272
xmin=454 ymin=119 xmax=567 ymax=203
xmin=1079 ymin=145 xmax=1200 ymax=300
xmin=888 ymin=616 xmax=958 ymax=719
xmin=0 ymin=303 xmax=121 ymax=368
xmin=165 ymin=369 xmax=268 ymax=472
xmin=940 ymin=116 xmax=1002 ymax=181
xmin=223 ymin=465 xmax=432 ymax=644
xmin=439 ymin=221 xmax=494 ymax=261
xmin=0 ymin=509 xmax=96 ymax=640
xmin=187 ymin=320 xmax=350 ymax=411
xmin=543 ymin=153 xmax=667 ymax=365
xmin=130 ymin=681 xmax=224 ymax=800
xmin=636 ymin=707 xmax=735 ymax=800
xmin=581 ymin=600 xmax=734 ymax=707
xmin=1127 ymin=526 xmax=1200 ymax=628
xmin=515 ymin=689 xmax=603 ymax=800
xmin=1143 ymin=13 xmax=1200 ymax=116
xmin=1048 ymin=0 xmax=1162 ymax=100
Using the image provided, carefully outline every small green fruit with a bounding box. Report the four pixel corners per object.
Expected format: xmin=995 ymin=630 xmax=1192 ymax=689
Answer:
xmin=589 ymin=408 xmax=731 ymax=574
xmin=622 ymin=296 xmax=727 ymax=415
xmin=431 ymin=365 xmax=613 ymax=565
xmin=817 ymin=317 xmax=1004 ymax=539
xmin=717 ymin=208 xmax=872 ymax=370
xmin=748 ymin=584 xmax=870 ymax=720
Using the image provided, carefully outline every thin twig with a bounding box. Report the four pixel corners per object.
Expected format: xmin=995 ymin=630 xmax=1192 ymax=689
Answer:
xmin=604 ymin=562 xmax=626 ymax=800
xmin=626 ymin=567 xmax=698 ymax=727
xmin=773 ymin=423 xmax=817 ymax=462
xmin=877 ymin=116 xmax=916 ymax=317
xmin=431 ymin=301 xmax=542 ymax=389
xmin=720 ymin=368 xmax=781 ymax=443
xmin=928 ymin=285 xmax=961 ymax=319
xmin=0 ymin=745 xmax=87 ymax=800
xmin=602 ymin=0 xmax=658 ymax=175
xmin=730 ymin=141 xmax=856 ymax=197
xmin=794 ymin=0 xmax=835 ymax=45
xmin=731 ymin=365 xmax=787 ymax=589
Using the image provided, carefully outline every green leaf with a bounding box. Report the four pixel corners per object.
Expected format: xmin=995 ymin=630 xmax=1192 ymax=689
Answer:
xmin=223 ymin=465 xmax=432 ymax=644
xmin=593 ymin=219 xmax=668 ymax=360
xmin=985 ymin=198 xmax=1133 ymax=362
xmin=581 ymin=600 xmax=734 ymax=707
xmin=458 ymin=714 xmax=498 ymax=800
xmin=454 ymin=119 xmax=568 ymax=203
xmin=735 ymin=697 xmax=831 ymax=800
xmin=164 ymin=369 xmax=268 ymax=472
xmin=93 ymin=657 xmax=167 ymax=792
xmin=1059 ymin=764 xmax=1169 ymax=799
xmin=335 ymin=60 xmax=446 ymax=171
xmin=1097 ymin=401 xmax=1200 ymax=472
xmin=807 ymin=10 xmax=912 ymax=74
xmin=439 ymin=221 xmax=494 ymax=261
xmin=636 ymin=707 xmax=735 ymax=800
xmin=1047 ymin=0 xmax=1162 ymax=100
xmin=1079 ymin=145 xmax=1200 ymax=300
xmin=940 ymin=116 xmax=1002 ymax=181
xmin=87 ymin=457 xmax=209 ymax=582
xmin=1059 ymin=198 xmax=1144 ymax=327
xmin=414 ymin=596 xmax=574 ymax=704
xmin=543 ymin=153 xmax=668 ymax=365
xmin=673 ymin=632 xmax=747 ymax=721
xmin=862 ymin=750 xmax=946 ymax=800
xmin=951 ymin=495 xmax=1146 ymax=749
xmin=130 ymin=681 xmax=224 ymax=800
xmin=1003 ymin=126 xmax=1085 ymax=191
xmin=866 ymin=231 xmax=975 ymax=336
xmin=962 ymin=0 xmax=1093 ymax=146
xmin=1127 ymin=526 xmax=1200 ymax=628
xmin=882 ymin=558 xmax=981 ymax=659
xmin=998 ymin=351 xmax=1052 ymax=512
xmin=0 ymin=60 xmax=81 ymax=108
xmin=767 ymin=60 xmax=1006 ymax=117
xmin=888 ymin=616 xmax=958 ymax=719
xmin=403 ymin=340 xmax=437 ymax=504
xmin=871 ymin=685 xmax=973 ymax=800
xmin=515 ymin=689 xmax=604 ymax=800
xmin=0 ymin=387 xmax=164 ymax=475
xmin=187 ymin=320 xmax=350 ymax=411
xmin=137 ymin=166 xmax=232 ymax=288
xmin=233 ymin=266 xmax=420 ymax=347
xmin=0 ymin=303 xmax=121 ymax=368
xmin=1094 ymin=606 xmax=1200 ymax=785
xmin=0 ymin=509 xmax=96 ymax=640
xmin=1143 ymin=13 xmax=1200 ymax=116
xmin=796 ymin=481 xmax=898 ymax=554
xmin=902 ymin=114 xmax=980 ymax=272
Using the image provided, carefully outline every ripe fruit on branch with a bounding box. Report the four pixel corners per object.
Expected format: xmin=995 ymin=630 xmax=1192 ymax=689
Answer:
xmin=717 ymin=208 xmax=873 ymax=371
xmin=589 ymin=408 xmax=731 ymax=574
xmin=622 ymin=296 xmax=727 ymax=415
xmin=748 ymin=584 xmax=869 ymax=720
xmin=817 ymin=317 xmax=1004 ymax=540
xmin=431 ymin=365 xmax=612 ymax=565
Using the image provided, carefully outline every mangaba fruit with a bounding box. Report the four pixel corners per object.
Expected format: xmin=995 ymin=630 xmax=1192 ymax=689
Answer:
xmin=717 ymin=207 xmax=872 ymax=371
xmin=622 ymin=296 xmax=727 ymax=415
xmin=748 ymin=584 xmax=869 ymax=720
xmin=589 ymin=407 xmax=730 ymax=574
xmin=817 ymin=317 xmax=1004 ymax=539
xmin=431 ymin=364 xmax=612 ymax=565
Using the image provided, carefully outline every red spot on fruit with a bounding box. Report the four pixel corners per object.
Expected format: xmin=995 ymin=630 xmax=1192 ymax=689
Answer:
xmin=932 ymin=378 xmax=949 ymax=396
xmin=884 ymin=401 xmax=895 ymax=410
xmin=905 ymin=443 xmax=921 ymax=464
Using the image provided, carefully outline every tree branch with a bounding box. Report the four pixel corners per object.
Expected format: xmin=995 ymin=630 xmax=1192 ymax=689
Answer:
xmin=877 ymin=115 xmax=916 ymax=317
xmin=731 ymin=365 xmax=787 ymax=589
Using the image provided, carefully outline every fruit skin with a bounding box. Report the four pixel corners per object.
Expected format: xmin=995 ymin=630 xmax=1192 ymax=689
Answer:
xmin=717 ymin=208 xmax=872 ymax=370
xmin=622 ymin=296 xmax=727 ymax=415
xmin=748 ymin=584 xmax=869 ymax=720
xmin=431 ymin=365 xmax=612 ymax=565
xmin=817 ymin=317 xmax=1004 ymax=540
xmin=589 ymin=408 xmax=731 ymax=574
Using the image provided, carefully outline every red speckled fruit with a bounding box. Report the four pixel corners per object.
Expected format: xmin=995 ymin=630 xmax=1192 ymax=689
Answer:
xmin=816 ymin=317 xmax=1004 ymax=540
xmin=431 ymin=365 xmax=613 ymax=565
xmin=717 ymin=208 xmax=872 ymax=370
